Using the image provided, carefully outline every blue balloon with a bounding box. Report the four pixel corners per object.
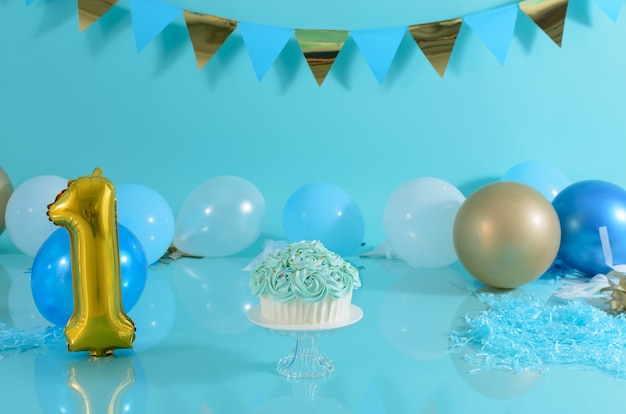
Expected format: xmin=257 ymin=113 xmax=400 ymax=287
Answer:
xmin=552 ymin=180 xmax=626 ymax=275
xmin=31 ymin=226 xmax=148 ymax=326
xmin=116 ymin=183 xmax=175 ymax=265
xmin=501 ymin=161 xmax=570 ymax=201
xmin=282 ymin=182 xmax=365 ymax=256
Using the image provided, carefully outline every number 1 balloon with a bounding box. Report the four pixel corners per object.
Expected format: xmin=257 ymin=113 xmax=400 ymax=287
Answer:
xmin=47 ymin=168 xmax=135 ymax=356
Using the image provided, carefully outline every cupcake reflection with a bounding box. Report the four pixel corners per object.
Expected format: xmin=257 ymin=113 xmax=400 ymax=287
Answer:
xmin=254 ymin=377 xmax=351 ymax=414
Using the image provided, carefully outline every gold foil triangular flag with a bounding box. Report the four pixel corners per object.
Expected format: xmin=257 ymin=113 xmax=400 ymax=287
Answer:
xmin=78 ymin=0 xmax=119 ymax=32
xmin=519 ymin=0 xmax=569 ymax=47
xmin=295 ymin=29 xmax=349 ymax=86
xmin=184 ymin=12 xmax=237 ymax=71
xmin=408 ymin=18 xmax=462 ymax=77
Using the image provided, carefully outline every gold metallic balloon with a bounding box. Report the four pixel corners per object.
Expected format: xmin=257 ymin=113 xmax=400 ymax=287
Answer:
xmin=0 ymin=166 xmax=13 ymax=235
xmin=47 ymin=168 xmax=135 ymax=356
xmin=453 ymin=181 xmax=561 ymax=289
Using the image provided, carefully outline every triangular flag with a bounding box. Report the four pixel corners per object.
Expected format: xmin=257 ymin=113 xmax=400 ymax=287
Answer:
xmin=464 ymin=4 xmax=519 ymax=65
xmin=238 ymin=22 xmax=292 ymax=81
xmin=184 ymin=12 xmax=237 ymax=71
xmin=408 ymin=18 xmax=462 ymax=77
xmin=294 ymin=29 xmax=349 ymax=86
xmin=77 ymin=0 xmax=119 ymax=32
xmin=519 ymin=0 xmax=569 ymax=46
xmin=351 ymin=27 xmax=405 ymax=84
xmin=592 ymin=0 xmax=622 ymax=21
xmin=130 ymin=0 xmax=182 ymax=53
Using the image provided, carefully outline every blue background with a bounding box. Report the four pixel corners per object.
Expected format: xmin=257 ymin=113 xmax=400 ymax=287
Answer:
xmin=1 ymin=0 xmax=624 ymax=253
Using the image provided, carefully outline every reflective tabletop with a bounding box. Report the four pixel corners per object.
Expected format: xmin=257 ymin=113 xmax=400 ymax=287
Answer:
xmin=0 ymin=253 xmax=624 ymax=413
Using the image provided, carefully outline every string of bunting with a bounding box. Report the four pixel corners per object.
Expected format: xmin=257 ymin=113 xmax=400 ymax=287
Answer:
xmin=26 ymin=0 xmax=623 ymax=85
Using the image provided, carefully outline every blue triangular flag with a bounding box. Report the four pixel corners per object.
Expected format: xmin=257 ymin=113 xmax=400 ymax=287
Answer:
xmin=239 ymin=22 xmax=292 ymax=81
xmin=593 ymin=0 xmax=622 ymax=21
xmin=351 ymin=27 xmax=406 ymax=84
xmin=130 ymin=0 xmax=182 ymax=53
xmin=464 ymin=4 xmax=519 ymax=65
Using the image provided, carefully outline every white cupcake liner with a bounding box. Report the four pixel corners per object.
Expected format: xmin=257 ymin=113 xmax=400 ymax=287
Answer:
xmin=260 ymin=293 xmax=352 ymax=324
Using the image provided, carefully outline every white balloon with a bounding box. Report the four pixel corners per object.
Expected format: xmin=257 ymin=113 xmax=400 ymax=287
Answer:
xmin=383 ymin=177 xmax=465 ymax=268
xmin=173 ymin=176 xmax=265 ymax=257
xmin=5 ymin=175 xmax=68 ymax=257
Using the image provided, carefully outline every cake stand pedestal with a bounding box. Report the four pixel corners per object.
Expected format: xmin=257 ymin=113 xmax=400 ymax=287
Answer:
xmin=247 ymin=305 xmax=363 ymax=379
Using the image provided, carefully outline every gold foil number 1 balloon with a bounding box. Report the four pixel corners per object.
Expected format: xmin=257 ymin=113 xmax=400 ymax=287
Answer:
xmin=47 ymin=168 xmax=135 ymax=356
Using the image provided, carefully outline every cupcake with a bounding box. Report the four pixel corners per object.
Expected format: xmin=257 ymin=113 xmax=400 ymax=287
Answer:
xmin=250 ymin=240 xmax=361 ymax=324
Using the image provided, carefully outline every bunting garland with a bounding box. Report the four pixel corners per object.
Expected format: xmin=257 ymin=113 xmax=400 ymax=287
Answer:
xmin=592 ymin=0 xmax=623 ymax=21
xmin=77 ymin=0 xmax=119 ymax=32
xmin=183 ymin=12 xmax=238 ymax=71
xmin=519 ymin=0 xmax=569 ymax=46
xmin=29 ymin=0 xmax=586 ymax=85
xmin=295 ymin=29 xmax=349 ymax=86
xmin=351 ymin=27 xmax=406 ymax=84
xmin=408 ymin=18 xmax=462 ymax=77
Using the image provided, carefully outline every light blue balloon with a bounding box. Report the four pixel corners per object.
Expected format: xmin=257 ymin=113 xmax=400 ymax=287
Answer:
xmin=128 ymin=269 xmax=176 ymax=351
xmin=283 ymin=182 xmax=365 ymax=256
xmin=31 ymin=226 xmax=148 ymax=326
xmin=501 ymin=161 xmax=570 ymax=201
xmin=116 ymin=183 xmax=175 ymax=265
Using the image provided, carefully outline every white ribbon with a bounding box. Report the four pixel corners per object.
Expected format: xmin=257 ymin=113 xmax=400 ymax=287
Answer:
xmin=359 ymin=240 xmax=398 ymax=259
xmin=241 ymin=239 xmax=289 ymax=271
xmin=553 ymin=226 xmax=621 ymax=299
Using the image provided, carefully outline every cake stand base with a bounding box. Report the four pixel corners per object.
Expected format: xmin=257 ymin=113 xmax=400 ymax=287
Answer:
xmin=248 ymin=304 xmax=363 ymax=379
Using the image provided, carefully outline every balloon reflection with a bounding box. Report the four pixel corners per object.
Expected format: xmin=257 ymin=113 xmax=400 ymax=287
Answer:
xmin=35 ymin=346 xmax=147 ymax=414
xmin=380 ymin=267 xmax=467 ymax=361
xmin=449 ymin=287 xmax=542 ymax=399
xmin=173 ymin=257 xmax=256 ymax=335
xmin=0 ymin=263 xmax=12 ymax=326
xmin=128 ymin=268 xmax=176 ymax=351
xmin=8 ymin=265 xmax=49 ymax=330
xmin=254 ymin=378 xmax=351 ymax=414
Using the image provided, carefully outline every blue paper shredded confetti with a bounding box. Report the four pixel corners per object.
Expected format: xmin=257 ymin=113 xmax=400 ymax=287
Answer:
xmin=450 ymin=293 xmax=626 ymax=378
xmin=0 ymin=323 xmax=64 ymax=354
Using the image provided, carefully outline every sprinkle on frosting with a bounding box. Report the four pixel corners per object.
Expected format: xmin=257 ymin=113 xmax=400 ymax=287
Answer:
xmin=250 ymin=240 xmax=361 ymax=303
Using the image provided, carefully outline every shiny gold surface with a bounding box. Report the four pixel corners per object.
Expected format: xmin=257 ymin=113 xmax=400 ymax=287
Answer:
xmin=453 ymin=182 xmax=561 ymax=289
xmin=408 ymin=18 xmax=462 ymax=77
xmin=602 ymin=271 xmax=626 ymax=313
xmin=77 ymin=0 xmax=119 ymax=32
xmin=295 ymin=29 xmax=349 ymax=86
xmin=47 ymin=168 xmax=135 ymax=356
xmin=67 ymin=356 xmax=136 ymax=413
xmin=519 ymin=0 xmax=569 ymax=46
xmin=183 ymin=12 xmax=237 ymax=71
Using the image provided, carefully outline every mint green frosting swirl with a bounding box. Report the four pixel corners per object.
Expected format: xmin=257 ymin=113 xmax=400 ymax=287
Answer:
xmin=250 ymin=240 xmax=361 ymax=303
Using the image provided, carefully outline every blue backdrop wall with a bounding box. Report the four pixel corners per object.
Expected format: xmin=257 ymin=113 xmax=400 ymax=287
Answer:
xmin=1 ymin=0 xmax=625 ymax=253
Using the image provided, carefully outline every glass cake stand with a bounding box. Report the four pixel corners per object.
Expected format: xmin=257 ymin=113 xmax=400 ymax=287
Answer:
xmin=247 ymin=305 xmax=363 ymax=379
